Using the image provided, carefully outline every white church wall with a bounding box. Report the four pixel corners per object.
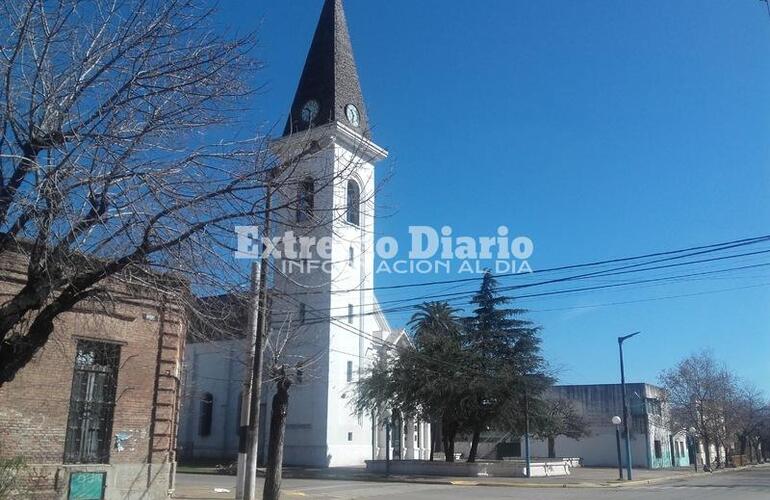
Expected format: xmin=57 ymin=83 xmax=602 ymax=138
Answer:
xmin=324 ymin=142 xmax=378 ymax=467
xmin=178 ymin=339 xmax=247 ymax=461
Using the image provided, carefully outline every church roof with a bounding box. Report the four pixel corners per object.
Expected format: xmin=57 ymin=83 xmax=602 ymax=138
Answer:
xmin=283 ymin=0 xmax=371 ymax=138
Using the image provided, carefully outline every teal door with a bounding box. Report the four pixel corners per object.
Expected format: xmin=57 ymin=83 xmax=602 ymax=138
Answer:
xmin=68 ymin=472 xmax=106 ymax=500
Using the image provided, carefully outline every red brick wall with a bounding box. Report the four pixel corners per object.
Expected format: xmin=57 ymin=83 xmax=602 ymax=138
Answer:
xmin=0 ymin=251 xmax=186 ymax=496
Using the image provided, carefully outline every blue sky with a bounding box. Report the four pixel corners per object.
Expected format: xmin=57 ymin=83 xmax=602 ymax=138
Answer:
xmin=218 ymin=1 xmax=770 ymax=393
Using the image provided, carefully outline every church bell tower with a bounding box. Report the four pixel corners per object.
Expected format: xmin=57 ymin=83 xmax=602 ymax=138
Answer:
xmin=267 ymin=0 xmax=388 ymax=467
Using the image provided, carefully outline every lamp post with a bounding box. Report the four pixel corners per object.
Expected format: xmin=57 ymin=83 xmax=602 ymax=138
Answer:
xmin=688 ymin=427 xmax=698 ymax=472
xmin=618 ymin=331 xmax=640 ymax=481
xmin=612 ymin=416 xmax=623 ymax=480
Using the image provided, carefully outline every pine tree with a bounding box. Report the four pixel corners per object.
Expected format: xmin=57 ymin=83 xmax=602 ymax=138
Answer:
xmin=463 ymin=271 xmax=550 ymax=462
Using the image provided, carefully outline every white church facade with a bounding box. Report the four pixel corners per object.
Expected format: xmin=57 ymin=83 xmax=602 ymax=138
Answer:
xmin=177 ymin=0 xmax=431 ymax=468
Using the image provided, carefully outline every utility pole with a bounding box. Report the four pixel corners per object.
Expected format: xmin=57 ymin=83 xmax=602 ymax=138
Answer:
xmin=236 ymin=262 xmax=260 ymax=499
xmin=618 ymin=331 xmax=640 ymax=481
xmin=242 ymin=179 xmax=273 ymax=500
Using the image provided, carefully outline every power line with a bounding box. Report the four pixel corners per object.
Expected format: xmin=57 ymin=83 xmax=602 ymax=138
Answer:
xmin=279 ymin=236 xmax=770 ymax=318
xmin=283 ymin=233 xmax=770 ymax=295
xmin=268 ymin=246 xmax=770 ymax=321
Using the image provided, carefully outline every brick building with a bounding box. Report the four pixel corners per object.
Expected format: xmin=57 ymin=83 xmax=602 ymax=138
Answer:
xmin=0 ymin=249 xmax=186 ymax=499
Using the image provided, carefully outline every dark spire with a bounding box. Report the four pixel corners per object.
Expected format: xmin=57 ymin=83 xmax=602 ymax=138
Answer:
xmin=283 ymin=0 xmax=370 ymax=138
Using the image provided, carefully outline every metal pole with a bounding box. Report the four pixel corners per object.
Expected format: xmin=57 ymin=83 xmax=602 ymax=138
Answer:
xmin=615 ymin=426 xmax=624 ymax=480
xmin=243 ymin=181 xmax=273 ymax=500
xmin=236 ymin=263 xmax=260 ymax=499
xmin=524 ymin=392 xmax=531 ymax=478
xmin=618 ymin=331 xmax=639 ymax=481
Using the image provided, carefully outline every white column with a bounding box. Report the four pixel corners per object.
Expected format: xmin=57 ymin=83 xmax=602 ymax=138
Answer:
xmin=424 ymin=423 xmax=432 ymax=460
xmin=416 ymin=421 xmax=423 ymax=460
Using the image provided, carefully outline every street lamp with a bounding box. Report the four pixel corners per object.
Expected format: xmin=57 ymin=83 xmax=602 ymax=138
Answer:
xmin=612 ymin=416 xmax=623 ymax=480
xmin=618 ymin=331 xmax=640 ymax=481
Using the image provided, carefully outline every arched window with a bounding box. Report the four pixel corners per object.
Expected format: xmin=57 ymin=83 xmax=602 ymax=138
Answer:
xmin=297 ymin=176 xmax=314 ymax=223
xmin=199 ymin=393 xmax=213 ymax=437
xmin=346 ymin=179 xmax=360 ymax=226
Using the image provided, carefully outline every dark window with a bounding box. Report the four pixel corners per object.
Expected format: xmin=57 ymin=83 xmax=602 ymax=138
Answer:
xmin=297 ymin=176 xmax=314 ymax=222
xmin=347 ymin=432 xmax=353 ymax=441
xmin=347 ymin=304 xmax=354 ymax=324
xmin=349 ymin=246 xmax=355 ymax=265
xmin=346 ymin=360 xmax=354 ymax=382
xmin=654 ymin=440 xmax=663 ymax=459
xmin=346 ymin=180 xmax=360 ymax=226
xmin=299 ymin=303 xmax=306 ymax=324
xmin=296 ymin=367 xmax=304 ymax=385
xmin=199 ymin=393 xmax=214 ymax=437
xmin=64 ymin=340 xmax=121 ymax=464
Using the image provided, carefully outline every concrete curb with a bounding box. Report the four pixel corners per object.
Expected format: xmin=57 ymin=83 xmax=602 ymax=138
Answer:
xmin=276 ymin=463 xmax=768 ymax=490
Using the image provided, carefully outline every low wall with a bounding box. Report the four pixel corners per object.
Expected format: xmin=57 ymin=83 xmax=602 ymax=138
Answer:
xmin=9 ymin=462 xmax=173 ymax=500
xmin=503 ymin=456 xmax=582 ymax=468
xmin=365 ymin=459 xmax=570 ymax=478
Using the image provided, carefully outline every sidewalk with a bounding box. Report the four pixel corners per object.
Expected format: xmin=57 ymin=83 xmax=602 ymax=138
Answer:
xmin=173 ymin=462 xmax=768 ymax=496
xmin=274 ymin=464 xmax=701 ymax=488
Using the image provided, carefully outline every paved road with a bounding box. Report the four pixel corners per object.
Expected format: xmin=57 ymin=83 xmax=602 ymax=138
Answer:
xmin=175 ymin=466 xmax=770 ymax=499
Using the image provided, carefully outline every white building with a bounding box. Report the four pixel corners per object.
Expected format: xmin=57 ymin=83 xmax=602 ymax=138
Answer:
xmin=527 ymin=384 xmax=692 ymax=469
xmin=178 ymin=0 xmax=430 ymax=468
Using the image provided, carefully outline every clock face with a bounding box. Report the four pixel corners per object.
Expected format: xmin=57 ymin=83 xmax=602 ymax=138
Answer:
xmin=301 ymin=100 xmax=319 ymax=124
xmin=345 ymin=104 xmax=360 ymax=127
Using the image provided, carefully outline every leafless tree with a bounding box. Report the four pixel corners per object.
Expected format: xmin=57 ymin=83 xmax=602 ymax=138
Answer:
xmin=261 ymin=313 xmax=323 ymax=500
xmin=730 ymin=383 xmax=769 ymax=463
xmin=0 ymin=0 xmax=376 ymax=386
xmin=660 ymin=351 xmax=736 ymax=467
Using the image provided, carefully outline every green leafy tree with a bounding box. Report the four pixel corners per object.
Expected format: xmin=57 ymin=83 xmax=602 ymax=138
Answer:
xmin=354 ymin=301 xmax=468 ymax=462
xmin=462 ymin=271 xmax=550 ymax=462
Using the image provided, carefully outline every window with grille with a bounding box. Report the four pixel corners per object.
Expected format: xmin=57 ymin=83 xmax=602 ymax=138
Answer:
xmin=64 ymin=340 xmax=121 ymax=464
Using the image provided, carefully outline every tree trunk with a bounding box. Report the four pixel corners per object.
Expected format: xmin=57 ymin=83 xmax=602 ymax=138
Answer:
xmin=263 ymin=377 xmax=291 ymax=500
xmin=446 ymin=437 xmax=455 ymax=462
xmin=548 ymin=437 xmax=556 ymax=459
xmin=704 ymin=434 xmax=712 ymax=468
xmin=467 ymin=427 xmax=481 ymax=463
xmin=442 ymin=419 xmax=457 ymax=462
